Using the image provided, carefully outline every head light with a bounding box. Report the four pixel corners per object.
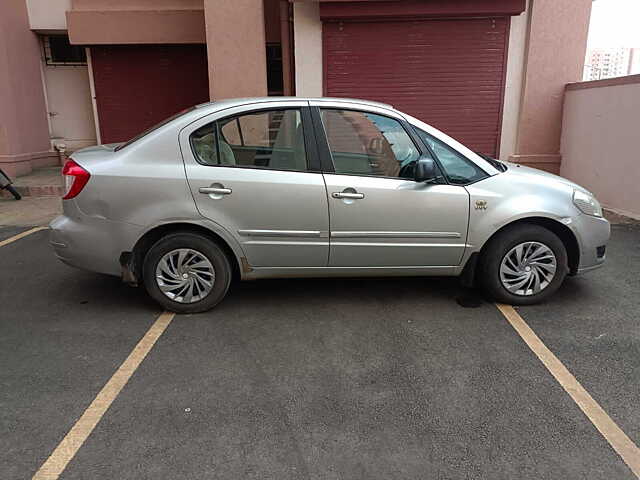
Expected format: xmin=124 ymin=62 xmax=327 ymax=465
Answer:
xmin=573 ymin=189 xmax=603 ymax=217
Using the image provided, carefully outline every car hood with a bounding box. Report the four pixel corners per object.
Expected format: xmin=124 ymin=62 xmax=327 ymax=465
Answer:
xmin=501 ymin=161 xmax=591 ymax=195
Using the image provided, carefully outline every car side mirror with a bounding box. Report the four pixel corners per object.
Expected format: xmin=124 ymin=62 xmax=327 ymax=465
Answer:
xmin=414 ymin=156 xmax=437 ymax=183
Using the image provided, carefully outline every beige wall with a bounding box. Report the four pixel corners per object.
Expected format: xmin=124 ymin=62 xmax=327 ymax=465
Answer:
xmin=293 ymin=1 xmax=323 ymax=97
xmin=509 ymin=0 xmax=592 ymax=173
xmin=204 ymin=0 xmax=267 ymax=99
xmin=26 ymin=0 xmax=70 ymax=30
xmin=0 ymin=0 xmax=57 ymax=177
xmin=561 ymin=76 xmax=640 ymax=218
xmin=43 ymin=65 xmax=96 ymax=151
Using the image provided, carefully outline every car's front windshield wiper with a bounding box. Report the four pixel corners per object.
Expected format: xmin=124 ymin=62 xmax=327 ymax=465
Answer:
xmin=476 ymin=152 xmax=507 ymax=172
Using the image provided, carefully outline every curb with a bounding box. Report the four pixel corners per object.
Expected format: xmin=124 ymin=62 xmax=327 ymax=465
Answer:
xmin=1 ymin=185 xmax=64 ymax=198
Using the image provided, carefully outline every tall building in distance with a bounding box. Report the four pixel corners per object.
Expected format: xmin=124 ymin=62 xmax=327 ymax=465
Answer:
xmin=584 ymin=47 xmax=640 ymax=80
xmin=630 ymin=48 xmax=640 ymax=75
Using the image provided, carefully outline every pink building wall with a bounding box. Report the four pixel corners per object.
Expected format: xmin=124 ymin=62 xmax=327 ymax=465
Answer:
xmin=509 ymin=0 xmax=592 ymax=173
xmin=204 ymin=0 xmax=268 ymax=100
xmin=67 ymin=0 xmax=206 ymax=44
xmin=1 ymin=0 xmax=595 ymax=180
xmin=561 ymin=75 xmax=640 ymax=218
xmin=67 ymin=0 xmax=269 ymax=102
xmin=0 ymin=0 xmax=56 ymax=178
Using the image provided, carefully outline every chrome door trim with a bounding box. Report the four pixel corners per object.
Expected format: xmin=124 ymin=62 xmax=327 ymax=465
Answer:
xmin=238 ymin=229 xmax=328 ymax=238
xmin=330 ymin=242 xmax=469 ymax=248
xmin=330 ymin=231 xmax=461 ymax=239
xmin=245 ymin=265 xmax=462 ymax=280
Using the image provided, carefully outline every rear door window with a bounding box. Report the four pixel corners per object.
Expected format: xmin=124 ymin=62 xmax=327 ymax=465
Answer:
xmin=190 ymin=108 xmax=308 ymax=172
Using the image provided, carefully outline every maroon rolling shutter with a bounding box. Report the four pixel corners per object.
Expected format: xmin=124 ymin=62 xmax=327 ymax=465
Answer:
xmin=91 ymin=45 xmax=209 ymax=144
xmin=323 ymin=18 xmax=509 ymax=156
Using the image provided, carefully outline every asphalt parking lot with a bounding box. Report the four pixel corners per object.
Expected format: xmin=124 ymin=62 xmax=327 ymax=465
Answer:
xmin=1 ymin=220 xmax=639 ymax=479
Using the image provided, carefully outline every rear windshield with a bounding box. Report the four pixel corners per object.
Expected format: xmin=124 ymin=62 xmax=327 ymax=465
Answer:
xmin=114 ymin=107 xmax=196 ymax=151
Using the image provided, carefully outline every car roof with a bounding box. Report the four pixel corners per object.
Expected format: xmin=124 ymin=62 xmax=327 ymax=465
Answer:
xmin=194 ymin=96 xmax=394 ymax=111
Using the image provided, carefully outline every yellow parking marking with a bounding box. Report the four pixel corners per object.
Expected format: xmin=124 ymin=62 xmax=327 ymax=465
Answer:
xmin=32 ymin=311 xmax=175 ymax=480
xmin=497 ymin=304 xmax=640 ymax=478
xmin=0 ymin=226 xmax=48 ymax=248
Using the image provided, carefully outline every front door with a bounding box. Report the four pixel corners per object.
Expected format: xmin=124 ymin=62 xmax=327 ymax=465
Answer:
xmin=181 ymin=104 xmax=329 ymax=267
xmin=318 ymin=107 xmax=469 ymax=267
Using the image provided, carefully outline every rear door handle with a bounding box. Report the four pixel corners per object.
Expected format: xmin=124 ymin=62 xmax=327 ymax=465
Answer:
xmin=199 ymin=187 xmax=232 ymax=195
xmin=332 ymin=192 xmax=364 ymax=200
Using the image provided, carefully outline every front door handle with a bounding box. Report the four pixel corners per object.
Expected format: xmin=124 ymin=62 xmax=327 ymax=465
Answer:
xmin=332 ymin=191 xmax=364 ymax=200
xmin=199 ymin=186 xmax=232 ymax=195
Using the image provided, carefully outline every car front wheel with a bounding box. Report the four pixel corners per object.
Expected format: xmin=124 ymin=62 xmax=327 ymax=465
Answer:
xmin=143 ymin=232 xmax=232 ymax=314
xmin=479 ymin=224 xmax=568 ymax=305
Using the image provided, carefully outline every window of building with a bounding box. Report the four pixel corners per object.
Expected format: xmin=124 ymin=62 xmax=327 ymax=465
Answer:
xmin=43 ymin=35 xmax=87 ymax=66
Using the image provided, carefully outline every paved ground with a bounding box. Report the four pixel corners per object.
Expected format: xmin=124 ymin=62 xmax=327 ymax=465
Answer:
xmin=1 ymin=220 xmax=639 ymax=479
xmin=0 ymin=197 xmax=62 ymax=227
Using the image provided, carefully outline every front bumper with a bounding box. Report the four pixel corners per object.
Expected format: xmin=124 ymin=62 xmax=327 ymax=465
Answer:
xmin=571 ymin=213 xmax=610 ymax=274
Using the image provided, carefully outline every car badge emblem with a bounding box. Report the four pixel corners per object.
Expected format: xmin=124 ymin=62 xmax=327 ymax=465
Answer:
xmin=475 ymin=200 xmax=488 ymax=210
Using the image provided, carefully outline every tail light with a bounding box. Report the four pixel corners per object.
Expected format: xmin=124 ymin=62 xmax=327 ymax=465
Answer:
xmin=62 ymin=159 xmax=90 ymax=199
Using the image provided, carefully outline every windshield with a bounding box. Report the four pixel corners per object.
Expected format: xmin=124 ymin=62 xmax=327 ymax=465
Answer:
xmin=114 ymin=107 xmax=195 ymax=151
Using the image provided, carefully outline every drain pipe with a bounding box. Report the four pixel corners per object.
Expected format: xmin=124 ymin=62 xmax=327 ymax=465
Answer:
xmin=54 ymin=143 xmax=67 ymax=165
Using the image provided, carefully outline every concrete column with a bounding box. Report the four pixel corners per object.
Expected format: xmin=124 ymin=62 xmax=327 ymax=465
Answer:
xmin=509 ymin=0 xmax=592 ymax=173
xmin=204 ymin=0 xmax=268 ymax=100
xmin=499 ymin=1 xmax=529 ymax=162
xmin=293 ymin=1 xmax=323 ymax=97
xmin=0 ymin=0 xmax=56 ymax=177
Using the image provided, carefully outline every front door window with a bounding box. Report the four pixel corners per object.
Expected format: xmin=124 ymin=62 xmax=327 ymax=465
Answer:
xmin=320 ymin=109 xmax=421 ymax=178
xmin=414 ymin=129 xmax=487 ymax=185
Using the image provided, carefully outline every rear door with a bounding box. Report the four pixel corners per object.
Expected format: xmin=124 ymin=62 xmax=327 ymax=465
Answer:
xmin=314 ymin=103 xmax=470 ymax=267
xmin=180 ymin=101 xmax=329 ymax=267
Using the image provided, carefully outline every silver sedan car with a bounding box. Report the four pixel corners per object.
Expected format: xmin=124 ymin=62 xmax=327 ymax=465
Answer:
xmin=50 ymin=97 xmax=610 ymax=313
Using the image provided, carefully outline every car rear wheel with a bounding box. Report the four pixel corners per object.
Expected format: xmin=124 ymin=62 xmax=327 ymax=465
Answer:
xmin=143 ymin=232 xmax=232 ymax=313
xmin=479 ymin=224 xmax=568 ymax=305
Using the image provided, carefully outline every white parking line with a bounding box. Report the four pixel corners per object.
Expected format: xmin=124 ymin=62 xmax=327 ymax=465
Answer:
xmin=497 ymin=304 xmax=640 ymax=478
xmin=0 ymin=226 xmax=48 ymax=248
xmin=32 ymin=311 xmax=175 ymax=480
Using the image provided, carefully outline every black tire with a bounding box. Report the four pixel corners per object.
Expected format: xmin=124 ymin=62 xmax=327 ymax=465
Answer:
xmin=6 ymin=185 xmax=21 ymax=200
xmin=142 ymin=232 xmax=232 ymax=314
xmin=479 ymin=224 xmax=568 ymax=305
